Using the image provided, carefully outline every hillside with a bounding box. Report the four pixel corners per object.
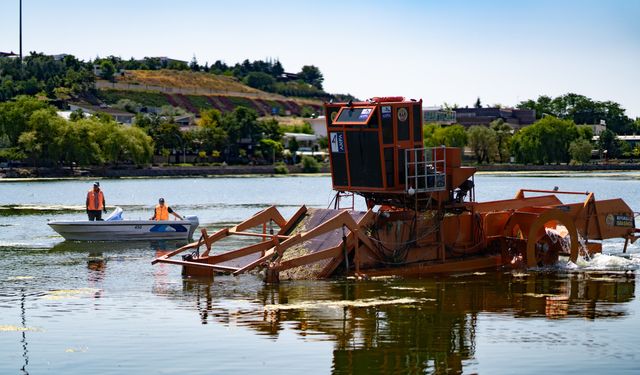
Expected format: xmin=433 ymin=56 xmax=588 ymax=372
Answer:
xmin=95 ymin=70 xmax=325 ymax=116
xmin=119 ymin=69 xmax=263 ymax=94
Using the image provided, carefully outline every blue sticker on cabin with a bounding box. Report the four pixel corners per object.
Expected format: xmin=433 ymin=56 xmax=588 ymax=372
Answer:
xmin=358 ymin=108 xmax=372 ymax=120
xmin=330 ymin=132 xmax=345 ymax=153
xmin=381 ymin=106 xmax=392 ymax=119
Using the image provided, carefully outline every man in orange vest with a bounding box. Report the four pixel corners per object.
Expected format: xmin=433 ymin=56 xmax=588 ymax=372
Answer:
xmin=149 ymin=198 xmax=183 ymax=221
xmin=86 ymin=182 xmax=106 ymax=221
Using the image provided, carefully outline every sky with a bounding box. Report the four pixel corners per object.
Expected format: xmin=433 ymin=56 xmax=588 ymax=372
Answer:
xmin=1 ymin=0 xmax=639 ymax=117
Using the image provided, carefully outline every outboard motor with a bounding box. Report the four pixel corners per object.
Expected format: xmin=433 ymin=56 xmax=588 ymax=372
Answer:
xmin=185 ymin=216 xmax=200 ymax=239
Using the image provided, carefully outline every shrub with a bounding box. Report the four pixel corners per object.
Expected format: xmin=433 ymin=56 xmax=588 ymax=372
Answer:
xmin=274 ymin=162 xmax=288 ymax=174
xmin=301 ymin=155 xmax=320 ymax=173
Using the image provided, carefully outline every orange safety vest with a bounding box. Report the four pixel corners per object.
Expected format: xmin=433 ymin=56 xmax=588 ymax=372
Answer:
xmin=154 ymin=204 xmax=169 ymax=221
xmin=87 ymin=190 xmax=104 ymax=210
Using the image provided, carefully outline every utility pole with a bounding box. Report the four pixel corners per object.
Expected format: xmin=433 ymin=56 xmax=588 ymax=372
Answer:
xmin=19 ymin=0 xmax=23 ymax=60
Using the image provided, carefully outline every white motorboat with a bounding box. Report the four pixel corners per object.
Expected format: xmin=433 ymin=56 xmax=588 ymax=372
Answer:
xmin=48 ymin=207 xmax=199 ymax=241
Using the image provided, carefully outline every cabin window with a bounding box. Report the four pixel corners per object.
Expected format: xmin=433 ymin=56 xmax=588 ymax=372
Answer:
xmin=333 ymin=106 xmax=376 ymax=125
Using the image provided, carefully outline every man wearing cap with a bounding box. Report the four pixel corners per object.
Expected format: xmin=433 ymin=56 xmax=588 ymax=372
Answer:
xmin=86 ymin=182 xmax=106 ymax=221
xmin=149 ymin=198 xmax=183 ymax=221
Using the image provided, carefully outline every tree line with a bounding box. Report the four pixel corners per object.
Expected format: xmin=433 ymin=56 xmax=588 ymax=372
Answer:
xmin=0 ymin=95 xmax=322 ymax=168
xmin=0 ymin=52 xmax=349 ymax=105
xmin=425 ymin=117 xmax=640 ymax=165
xmin=0 ymin=96 xmax=153 ymax=167
xmin=517 ymin=93 xmax=636 ymax=135
xmin=0 ymin=53 xmax=95 ymax=102
xmin=428 ymin=93 xmax=639 ymax=164
xmin=95 ymin=55 xmax=336 ymax=99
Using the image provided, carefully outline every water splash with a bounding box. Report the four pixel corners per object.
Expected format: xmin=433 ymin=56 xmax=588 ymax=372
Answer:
xmin=572 ymin=253 xmax=640 ymax=270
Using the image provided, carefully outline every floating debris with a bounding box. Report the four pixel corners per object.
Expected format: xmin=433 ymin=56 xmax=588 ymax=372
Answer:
xmin=0 ymin=325 xmax=41 ymax=332
xmin=264 ymin=297 xmax=433 ymax=311
xmin=42 ymin=288 xmax=101 ymax=300
xmin=65 ymin=347 xmax=88 ymax=353
xmin=6 ymin=276 xmax=34 ymax=281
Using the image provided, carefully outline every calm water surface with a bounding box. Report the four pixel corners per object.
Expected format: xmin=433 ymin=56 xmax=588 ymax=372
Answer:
xmin=1 ymin=173 xmax=640 ymax=374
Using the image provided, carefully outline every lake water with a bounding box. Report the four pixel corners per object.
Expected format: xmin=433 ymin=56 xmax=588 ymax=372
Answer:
xmin=1 ymin=173 xmax=640 ymax=374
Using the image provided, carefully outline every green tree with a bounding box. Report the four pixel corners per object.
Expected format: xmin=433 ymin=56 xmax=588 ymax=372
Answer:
xmin=58 ymin=118 xmax=103 ymax=166
xmin=199 ymin=108 xmax=222 ymax=127
xmin=467 ymin=126 xmax=498 ymax=164
xmin=168 ymin=60 xmax=189 ymax=70
xmin=244 ymin=72 xmax=276 ymax=92
xmin=597 ymin=128 xmax=618 ymax=159
xmin=288 ymin=137 xmax=299 ymax=163
xmin=259 ymin=118 xmax=283 ymax=141
xmin=577 ymin=126 xmax=594 ymax=140
xmin=511 ymin=116 xmax=579 ymax=164
xmin=17 ymin=131 xmax=41 ymax=167
xmin=189 ymin=55 xmax=199 ymax=71
xmin=490 ymin=119 xmax=512 ymax=163
xmin=423 ymin=124 xmax=467 ymax=148
xmin=634 ymin=118 xmax=640 ymax=133
xmin=134 ymin=113 xmax=182 ymax=156
xmin=0 ymin=96 xmax=51 ymax=146
xmin=100 ymin=123 xmax=153 ymax=166
xmin=99 ymin=60 xmax=116 ymax=81
xmin=317 ymin=136 xmax=328 ymax=150
xmin=192 ymin=108 xmax=228 ymax=154
xmin=192 ymin=125 xmax=228 ymax=154
xmin=25 ymin=108 xmax=66 ymax=165
xmin=568 ymin=138 xmax=593 ymax=164
xmin=220 ymin=106 xmax=261 ymax=158
xmin=517 ymin=93 xmax=634 ymax=134
xmin=259 ymin=139 xmax=283 ymax=163
xmin=298 ymin=65 xmax=324 ymax=90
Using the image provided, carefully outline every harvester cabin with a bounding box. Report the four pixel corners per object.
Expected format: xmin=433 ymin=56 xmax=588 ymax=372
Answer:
xmin=324 ymin=97 xmax=476 ymax=208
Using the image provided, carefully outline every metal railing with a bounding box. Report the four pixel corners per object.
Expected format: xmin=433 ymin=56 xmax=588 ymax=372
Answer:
xmin=405 ymin=146 xmax=447 ymax=193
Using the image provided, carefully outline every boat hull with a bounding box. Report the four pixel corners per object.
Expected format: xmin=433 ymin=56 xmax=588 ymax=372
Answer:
xmin=48 ymin=218 xmax=199 ymax=241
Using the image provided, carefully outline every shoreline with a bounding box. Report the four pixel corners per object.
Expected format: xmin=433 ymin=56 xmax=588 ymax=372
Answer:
xmin=2 ymin=162 xmax=640 ymax=180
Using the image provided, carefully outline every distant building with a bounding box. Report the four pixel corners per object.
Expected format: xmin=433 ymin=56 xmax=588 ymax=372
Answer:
xmin=283 ymin=132 xmax=327 ymax=160
xmin=278 ymin=72 xmax=300 ymax=82
xmin=308 ymin=116 xmax=327 ymax=137
xmin=51 ymin=54 xmax=69 ymax=61
xmin=593 ymin=135 xmax=640 ymax=149
xmin=56 ymin=111 xmax=73 ymax=121
xmin=0 ymin=51 xmax=19 ymax=59
xmin=173 ymin=114 xmax=195 ymax=128
xmin=155 ymin=56 xmax=188 ymax=65
xmin=423 ymin=107 xmax=457 ymax=124
xmin=579 ymin=123 xmax=606 ymax=136
xmin=454 ymin=107 xmax=536 ymax=129
xmin=68 ymin=103 xmax=135 ymax=125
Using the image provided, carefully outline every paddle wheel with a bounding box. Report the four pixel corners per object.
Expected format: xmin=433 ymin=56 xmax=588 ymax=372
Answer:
xmin=153 ymin=97 xmax=639 ymax=280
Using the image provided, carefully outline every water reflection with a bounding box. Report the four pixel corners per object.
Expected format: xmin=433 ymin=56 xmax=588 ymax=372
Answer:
xmin=48 ymin=239 xmax=189 ymax=254
xmin=158 ymin=271 xmax=635 ymax=374
xmin=20 ymin=288 xmax=29 ymax=375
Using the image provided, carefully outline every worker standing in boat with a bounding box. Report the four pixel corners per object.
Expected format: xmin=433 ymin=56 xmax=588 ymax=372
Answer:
xmin=150 ymin=198 xmax=183 ymax=221
xmin=86 ymin=182 xmax=106 ymax=221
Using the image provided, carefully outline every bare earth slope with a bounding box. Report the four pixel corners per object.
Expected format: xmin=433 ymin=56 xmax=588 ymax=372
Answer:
xmin=119 ymin=69 xmax=263 ymax=94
